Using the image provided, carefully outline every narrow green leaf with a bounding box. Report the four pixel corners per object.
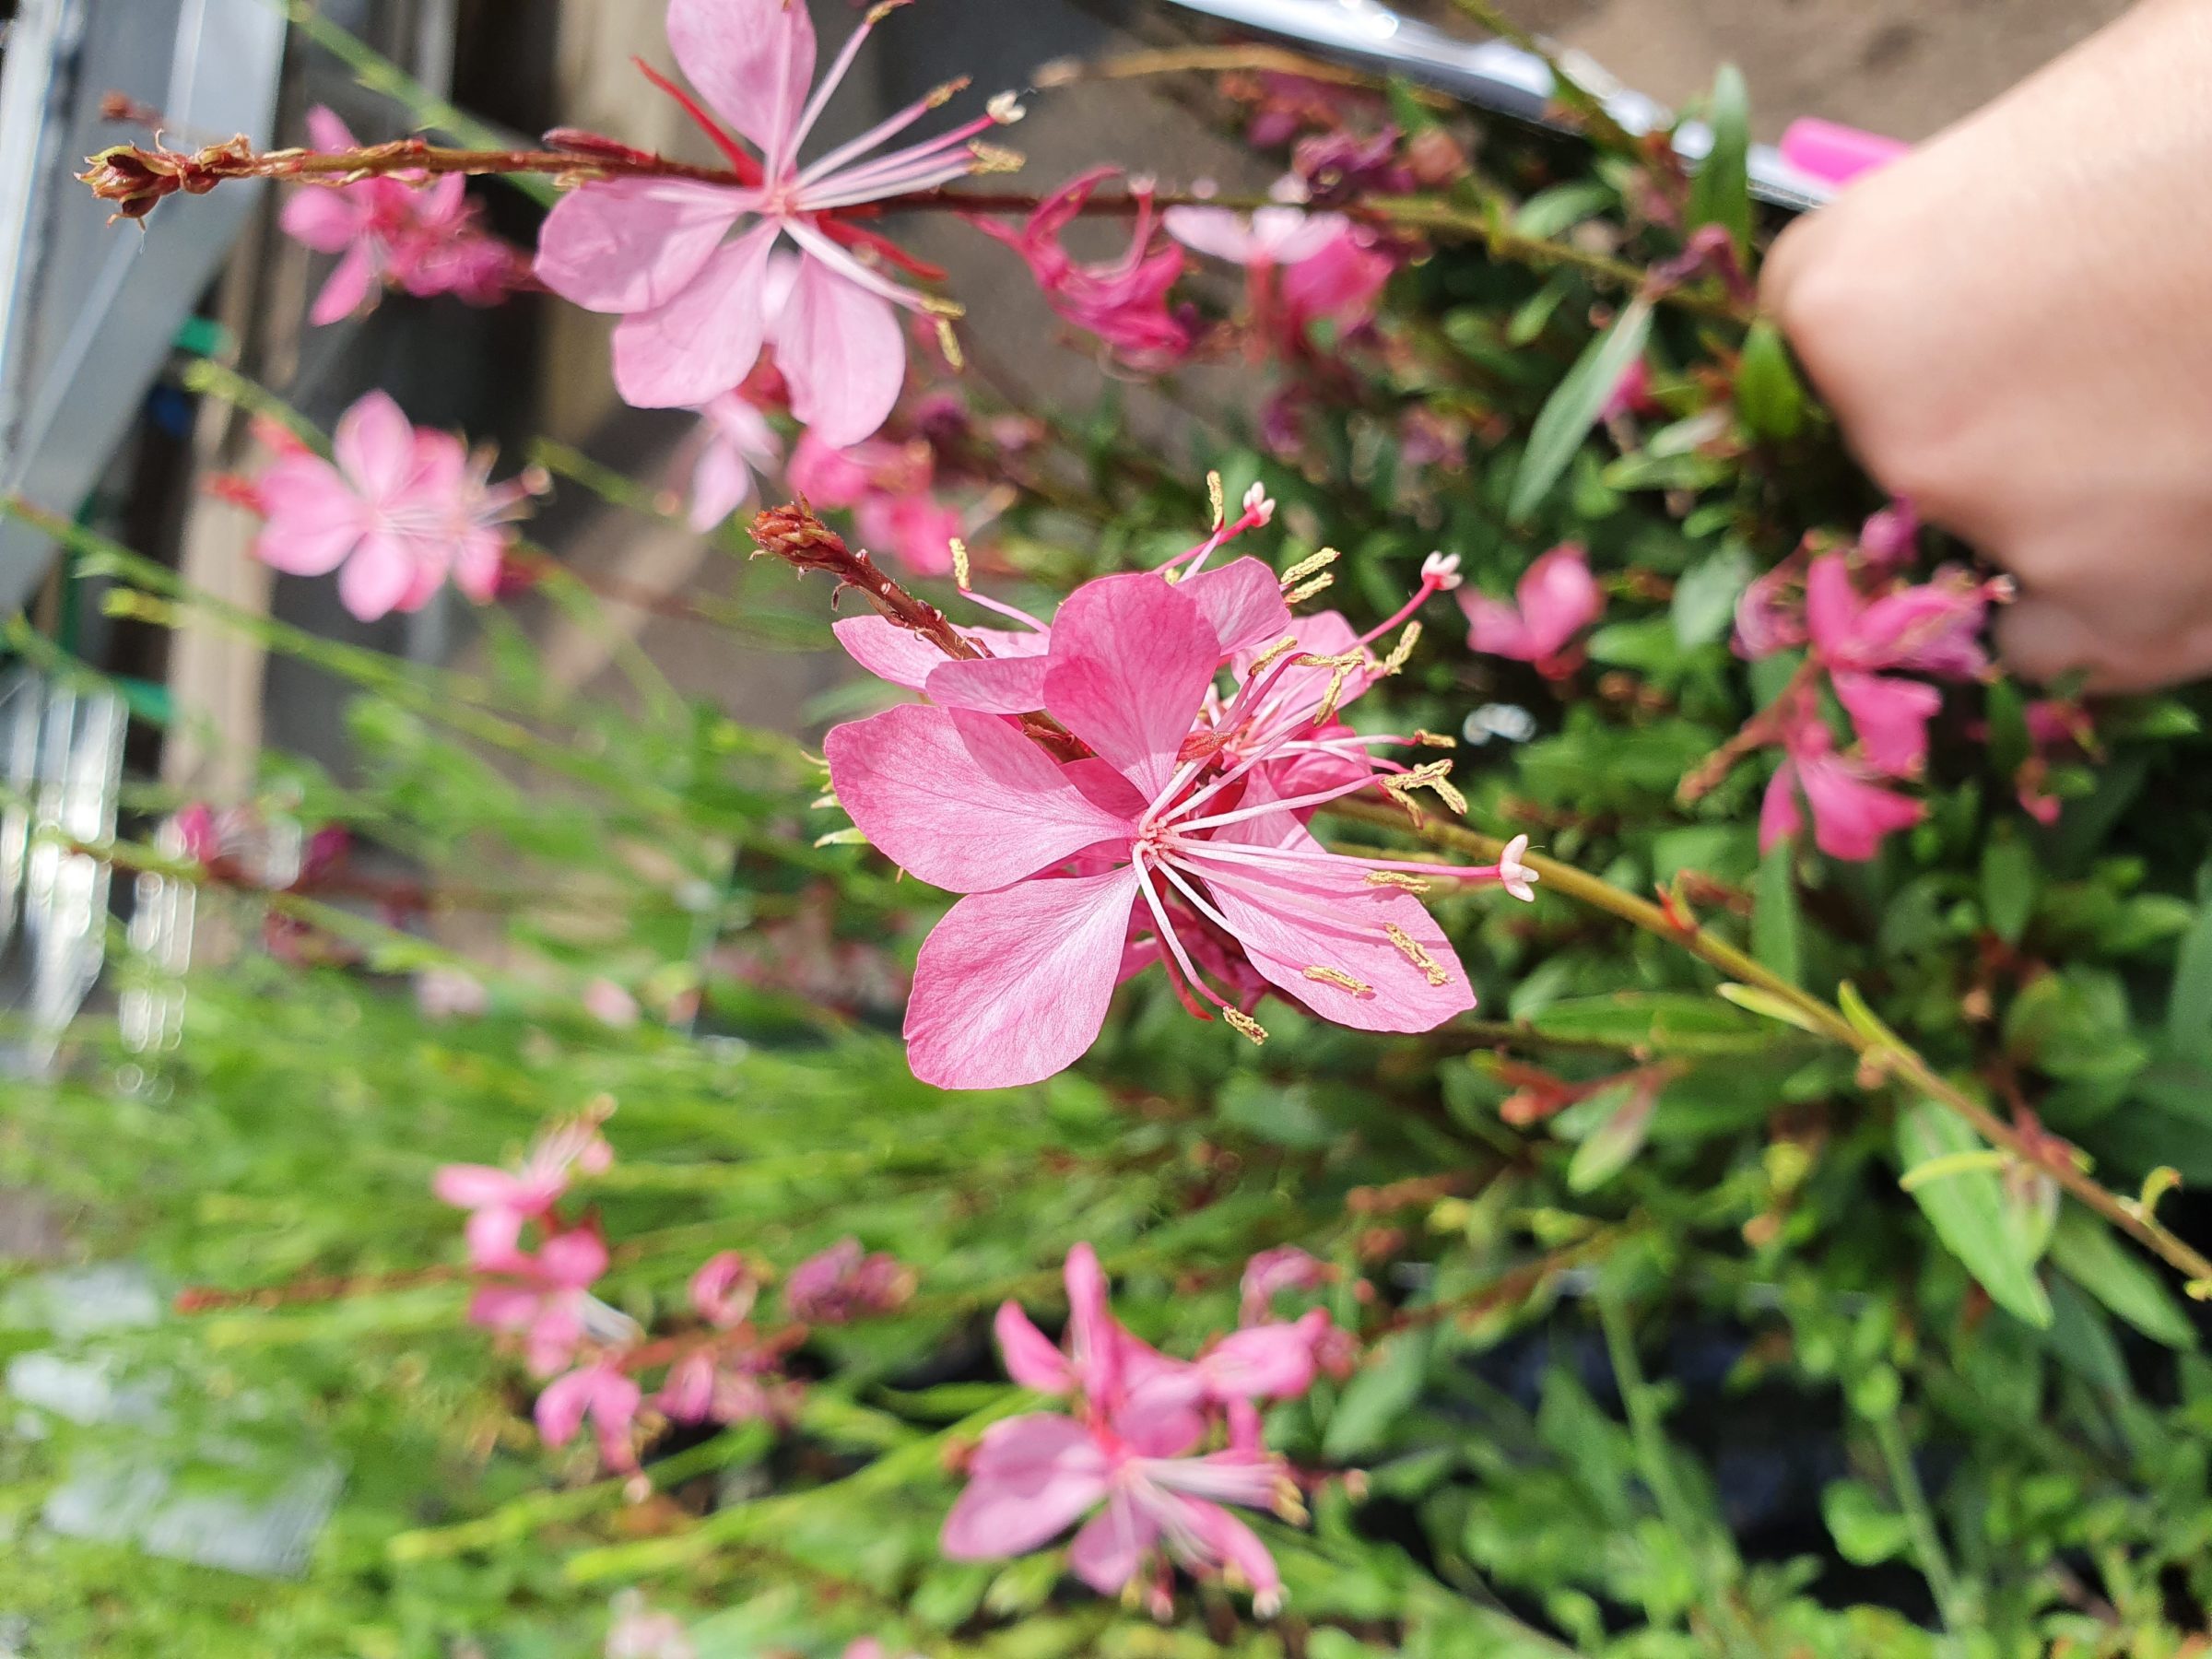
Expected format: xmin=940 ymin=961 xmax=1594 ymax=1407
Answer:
xmin=1671 ymin=543 xmax=1755 ymax=649
xmin=1838 ymin=982 xmax=1902 ymax=1053
xmin=1981 ymin=835 xmax=2040 ymax=947
xmin=1510 ymin=297 xmax=1655 ymax=524
xmin=1324 ymin=1330 xmax=1431 ymax=1460
xmin=1716 ymin=982 xmax=1823 ymax=1034
xmin=1735 ymin=319 xmax=1806 ymax=441
xmin=1752 ymin=841 xmax=1805 ymax=987
xmin=1567 ymin=1087 xmax=1656 ymax=1193
xmin=2169 ymin=899 xmax=2212 ymax=1058
xmin=1897 ymin=1104 xmax=2053 ymax=1328
xmin=2048 ymin=1208 xmax=2197 ymax=1348
xmin=1823 ymin=1480 xmax=1912 ymax=1566
xmin=1686 ymin=65 xmax=1753 ymax=252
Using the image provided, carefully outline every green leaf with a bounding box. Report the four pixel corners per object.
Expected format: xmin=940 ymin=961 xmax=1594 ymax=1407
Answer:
xmin=1510 ymin=298 xmax=1655 ymax=524
xmin=1513 ymin=182 xmax=1617 ymax=240
xmin=1897 ymin=1103 xmax=2053 ymax=1328
xmin=1735 ymin=320 xmax=1806 ymax=441
xmin=1981 ymin=835 xmax=2040 ymax=947
xmin=2048 ymin=1208 xmax=2197 ymax=1348
xmin=1566 ymin=1084 xmax=1656 ymax=1193
xmin=1823 ymin=1479 xmax=1913 ymax=1566
xmin=1671 ymin=542 xmax=1755 ymax=649
xmin=1752 ymin=841 xmax=1805 ymax=987
xmin=1324 ymin=1330 xmax=1431 ymax=1460
xmin=1717 ymin=982 xmax=1824 ymax=1033
xmin=1686 ymin=65 xmax=1753 ymax=253
xmin=2169 ymin=900 xmax=2212 ymax=1059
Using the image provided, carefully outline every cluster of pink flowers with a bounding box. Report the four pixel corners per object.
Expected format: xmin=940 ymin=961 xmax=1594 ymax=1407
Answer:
xmin=1732 ymin=509 xmax=2006 ymax=860
xmin=535 ymin=0 xmax=1020 ymax=443
xmin=788 ymin=430 xmax=986 ymax=578
xmin=436 ymin=1109 xmax=912 ymax=1476
xmin=823 ymin=487 xmax=1538 ymax=1089
xmin=942 ymin=1243 xmax=1350 ymax=1618
xmin=249 ymin=391 xmax=540 ymax=622
xmin=281 ymin=108 xmax=531 ymax=325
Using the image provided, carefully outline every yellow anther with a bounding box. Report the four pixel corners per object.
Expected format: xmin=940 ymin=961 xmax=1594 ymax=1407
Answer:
xmin=921 ymin=294 xmax=966 ymax=319
xmin=1385 ymin=924 xmax=1452 ymax=988
xmin=935 ymin=317 xmax=965 ymax=371
xmin=1295 ymin=650 xmax=1363 ymax=725
xmin=1224 ymin=1007 xmax=1269 ymax=1046
xmin=1387 ymin=759 xmax=1467 ymax=818
xmin=1247 ymin=634 xmax=1300 ymax=675
xmin=1380 ymin=620 xmax=1422 ymax=676
xmin=1278 ymin=547 xmax=1340 ymax=589
xmin=1303 ymin=965 xmax=1375 ymax=997
xmin=924 ymin=76 xmax=971 ymax=110
xmin=1284 ymin=572 xmax=1336 ymax=606
xmin=949 ymin=537 xmax=971 ymax=592
xmin=1413 ymin=730 xmax=1458 ymax=749
xmin=967 ymin=141 xmax=1025 ymax=174
xmin=1207 ymin=471 xmax=1227 ymax=529
xmin=1366 ymin=871 xmax=1431 ymax=893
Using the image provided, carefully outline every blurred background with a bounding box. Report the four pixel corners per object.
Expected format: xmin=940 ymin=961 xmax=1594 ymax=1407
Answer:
xmin=0 ymin=0 xmax=2136 ymax=1065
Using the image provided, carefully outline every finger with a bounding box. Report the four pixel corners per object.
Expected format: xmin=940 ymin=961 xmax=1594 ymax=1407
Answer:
xmin=1998 ymin=596 xmax=2212 ymax=692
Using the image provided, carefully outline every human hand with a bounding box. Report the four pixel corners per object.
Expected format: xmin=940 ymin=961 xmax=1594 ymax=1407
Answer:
xmin=1762 ymin=0 xmax=2212 ymax=691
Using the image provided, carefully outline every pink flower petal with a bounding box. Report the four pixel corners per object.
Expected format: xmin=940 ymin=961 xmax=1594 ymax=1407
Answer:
xmin=308 ymin=243 xmax=382 ymax=326
xmin=1066 ymin=1490 xmax=1156 ymax=1594
xmin=433 ymin=1165 xmax=524 ymax=1209
xmin=1831 ymin=669 xmax=1940 ymax=776
xmin=534 ymin=180 xmax=748 ymax=314
xmin=535 ymin=1366 xmax=597 ymax=1446
xmin=1163 ymin=206 xmax=1258 ymax=264
xmin=1179 ymin=1497 xmax=1281 ymax=1606
xmin=1516 ymin=546 xmax=1605 ymax=660
xmin=904 ymin=867 xmax=1144 ymax=1089
xmin=994 ymin=1301 xmax=1076 ymax=1394
xmin=279 ymin=185 xmax=362 ymax=253
xmin=1195 ymin=1322 xmax=1320 ymax=1400
xmin=1759 ymin=759 xmax=1804 ymax=853
xmin=254 ymin=457 xmax=365 ymax=576
xmin=924 ymin=654 xmax=1051 ymax=715
xmin=774 ymin=254 xmax=907 ymax=449
xmin=334 ymin=391 xmax=419 ymax=501
xmin=830 ymin=617 xmax=959 ymax=689
xmin=1043 ymin=573 xmax=1223 ymax=801
xmin=826 ymin=704 xmax=1136 ymax=893
xmin=665 ymin=0 xmax=818 ymax=159
xmin=336 ymin=532 xmax=424 ymax=621
xmin=686 ymin=430 xmax=759 ymax=532
xmin=539 ymin=1229 xmax=611 ymax=1288
xmin=304 ymin=107 xmax=358 ymax=155
xmin=612 ymin=221 xmax=781 ymax=408
xmin=1461 ymin=591 xmax=1535 ymax=659
xmin=1182 ymin=558 xmax=1294 ymax=656
xmin=1804 ymin=555 xmax=1861 ymax=660
xmin=1797 ymin=751 xmax=1924 ymax=861
xmin=939 ymin=1412 xmax=1111 ymax=1559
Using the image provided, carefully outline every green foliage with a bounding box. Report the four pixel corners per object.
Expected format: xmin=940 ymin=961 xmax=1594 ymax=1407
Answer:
xmin=2 ymin=26 xmax=2210 ymax=1659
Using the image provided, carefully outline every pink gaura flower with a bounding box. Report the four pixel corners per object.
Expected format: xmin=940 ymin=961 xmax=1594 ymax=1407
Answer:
xmin=1858 ymin=501 xmax=1920 ymax=571
xmin=677 ymin=394 xmax=782 ymax=532
xmin=534 ymin=0 xmax=1018 ymax=441
xmin=826 ymin=559 xmax=1529 ymax=1089
xmin=784 ymin=1238 xmax=914 ymax=1324
xmin=470 ymin=1227 xmax=617 ymax=1377
xmin=1779 ymin=117 xmax=1909 ymax=189
xmin=1598 ymin=357 xmax=1656 ymax=424
xmin=971 ymin=169 xmax=1198 ymax=370
xmin=281 ymin=108 xmax=525 ymax=325
xmin=1759 ymin=698 xmax=1924 ymax=862
xmin=1166 ymin=203 xmax=1392 ymax=336
xmin=537 ymin=1359 xmax=645 ymax=1472
xmin=1805 ymin=554 xmax=1997 ymax=775
xmin=253 ymin=391 xmax=536 ymax=621
xmin=1459 ymin=544 xmax=1606 ymax=677
xmin=435 ymin=1108 xmax=614 ymax=1270
xmin=944 ymin=1245 xmax=1305 ymax=1616
xmin=1240 ymin=1247 xmax=1331 ymax=1325
xmin=688 ymin=1251 xmax=760 ymax=1330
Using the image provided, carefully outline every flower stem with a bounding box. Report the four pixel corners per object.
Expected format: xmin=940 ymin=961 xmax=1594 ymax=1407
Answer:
xmin=1867 ymin=1397 xmax=1970 ymax=1632
xmin=1322 ymin=794 xmax=2212 ymax=1292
